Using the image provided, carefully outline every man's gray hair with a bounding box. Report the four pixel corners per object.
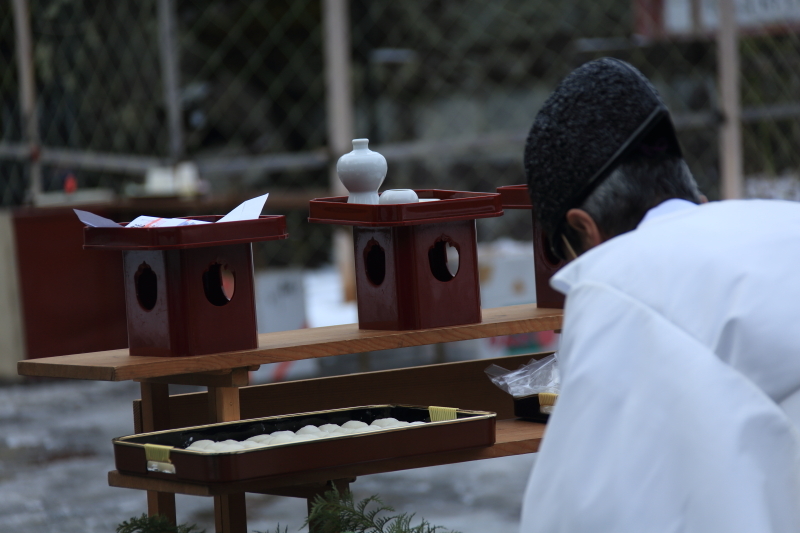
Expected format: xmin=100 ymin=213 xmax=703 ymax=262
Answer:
xmin=567 ymin=155 xmax=702 ymax=248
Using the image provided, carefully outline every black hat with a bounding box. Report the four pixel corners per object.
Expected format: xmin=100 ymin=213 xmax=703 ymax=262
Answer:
xmin=524 ymin=58 xmax=682 ymax=260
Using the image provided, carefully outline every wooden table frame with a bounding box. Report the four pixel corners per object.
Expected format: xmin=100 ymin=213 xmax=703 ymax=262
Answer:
xmin=18 ymin=304 xmax=561 ymax=533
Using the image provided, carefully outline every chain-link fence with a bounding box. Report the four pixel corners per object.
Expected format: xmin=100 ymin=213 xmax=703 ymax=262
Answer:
xmin=1 ymin=0 xmax=799 ymax=266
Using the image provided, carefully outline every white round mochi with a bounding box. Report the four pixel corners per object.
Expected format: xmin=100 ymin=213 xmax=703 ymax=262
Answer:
xmin=221 ymin=439 xmax=240 ymax=445
xmin=296 ymin=425 xmax=322 ymax=435
xmin=319 ymin=424 xmax=340 ymax=433
xmin=188 ymin=439 xmax=215 ymax=450
xmin=246 ymin=434 xmax=271 ymax=443
xmin=409 ymin=421 xmax=425 ymax=426
xmin=240 ymin=440 xmax=263 ymax=449
xmin=371 ymin=418 xmax=399 ymax=428
xmin=269 ymin=434 xmax=294 ymax=445
xmin=213 ymin=443 xmax=241 ymax=452
xmin=393 ymin=421 xmax=411 ymax=427
xmin=270 ymin=430 xmax=295 ymax=438
xmin=342 ymin=420 xmax=369 ymax=429
xmin=293 ymin=434 xmax=318 ymax=442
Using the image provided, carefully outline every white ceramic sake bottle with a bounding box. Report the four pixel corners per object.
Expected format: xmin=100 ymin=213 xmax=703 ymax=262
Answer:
xmin=337 ymin=139 xmax=387 ymax=205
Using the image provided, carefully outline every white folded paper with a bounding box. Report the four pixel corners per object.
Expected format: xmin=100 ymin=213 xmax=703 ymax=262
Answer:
xmin=74 ymin=193 xmax=269 ymax=228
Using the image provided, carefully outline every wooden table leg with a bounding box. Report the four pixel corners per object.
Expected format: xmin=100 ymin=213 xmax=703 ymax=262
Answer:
xmin=213 ymin=493 xmax=247 ymax=533
xmin=208 ymin=385 xmax=241 ymax=423
xmin=306 ymin=479 xmax=352 ymax=533
xmin=139 ymin=382 xmax=177 ymax=524
xmin=209 ymin=385 xmax=246 ymax=533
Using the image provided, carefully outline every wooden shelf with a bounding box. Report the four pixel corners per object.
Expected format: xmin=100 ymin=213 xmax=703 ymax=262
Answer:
xmin=18 ymin=304 xmax=562 ymax=382
xmin=107 ymin=419 xmax=544 ymax=497
xmin=19 ymin=302 xmax=559 ymax=531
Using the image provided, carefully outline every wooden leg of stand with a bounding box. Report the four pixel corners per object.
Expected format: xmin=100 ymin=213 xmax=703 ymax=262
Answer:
xmin=214 ymin=494 xmax=247 ymax=533
xmin=209 ymin=385 xmax=246 ymax=532
xmin=208 ymin=385 xmax=241 ymax=423
xmin=140 ymin=382 xmax=176 ymax=525
xmin=306 ymin=479 xmax=352 ymax=533
xmin=147 ymin=491 xmax=177 ymax=522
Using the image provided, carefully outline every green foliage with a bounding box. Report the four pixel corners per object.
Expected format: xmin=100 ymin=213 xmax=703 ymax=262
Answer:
xmin=120 ymin=490 xmax=457 ymax=533
xmin=256 ymin=525 xmax=289 ymax=533
xmin=116 ymin=514 xmax=205 ymax=533
xmin=302 ymin=487 xmax=459 ymax=533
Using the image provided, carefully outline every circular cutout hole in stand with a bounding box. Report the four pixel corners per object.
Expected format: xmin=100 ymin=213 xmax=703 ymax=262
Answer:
xmin=203 ymin=263 xmax=235 ymax=306
xmin=541 ymin=231 xmax=562 ymax=266
xmin=364 ymin=240 xmax=386 ymax=286
xmin=429 ymin=239 xmax=460 ymax=282
xmin=134 ymin=262 xmax=158 ymax=311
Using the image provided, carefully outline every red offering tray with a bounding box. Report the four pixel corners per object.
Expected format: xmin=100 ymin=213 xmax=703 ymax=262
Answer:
xmin=113 ymin=405 xmax=496 ymax=483
xmin=83 ymin=215 xmax=288 ymax=250
xmin=495 ymin=184 xmax=565 ymax=309
xmin=81 ymin=214 xmax=288 ymax=357
xmin=309 ymin=190 xmax=503 ymax=330
xmin=308 ymin=189 xmax=503 ymax=226
xmin=496 ymin=184 xmax=531 ymax=209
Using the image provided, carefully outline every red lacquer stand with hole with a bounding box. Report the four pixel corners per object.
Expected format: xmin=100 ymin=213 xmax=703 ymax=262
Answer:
xmin=83 ymin=215 xmax=288 ymax=357
xmin=309 ymin=190 xmax=503 ymax=330
xmin=496 ymin=185 xmax=565 ymax=309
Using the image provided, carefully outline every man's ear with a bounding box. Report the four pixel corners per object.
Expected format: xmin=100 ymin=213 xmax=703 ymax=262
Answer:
xmin=565 ymin=209 xmax=603 ymax=251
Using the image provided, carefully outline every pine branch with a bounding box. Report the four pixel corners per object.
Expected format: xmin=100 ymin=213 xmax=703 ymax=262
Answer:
xmin=116 ymin=514 xmax=204 ymax=533
xmin=253 ymin=524 xmax=289 ymax=533
xmin=304 ymin=488 xmax=460 ymax=533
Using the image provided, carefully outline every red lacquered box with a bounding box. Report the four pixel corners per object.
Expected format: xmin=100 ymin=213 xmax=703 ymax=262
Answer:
xmin=83 ymin=215 xmax=288 ymax=357
xmin=496 ymin=185 xmax=565 ymax=309
xmin=309 ymin=190 xmax=503 ymax=330
xmin=113 ymin=405 xmax=496 ymax=483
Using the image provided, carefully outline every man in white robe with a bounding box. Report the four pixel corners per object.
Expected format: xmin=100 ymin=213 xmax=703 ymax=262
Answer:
xmin=519 ymin=58 xmax=800 ymax=532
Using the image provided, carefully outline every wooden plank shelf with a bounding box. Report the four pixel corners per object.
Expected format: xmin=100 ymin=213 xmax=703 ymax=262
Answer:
xmin=17 ymin=304 xmax=562 ymax=382
xmin=18 ymin=304 xmax=561 ymax=532
xmin=107 ymin=419 xmax=545 ymax=497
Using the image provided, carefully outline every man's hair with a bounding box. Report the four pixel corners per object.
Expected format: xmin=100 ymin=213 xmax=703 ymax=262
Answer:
xmin=563 ymin=153 xmax=702 ymax=252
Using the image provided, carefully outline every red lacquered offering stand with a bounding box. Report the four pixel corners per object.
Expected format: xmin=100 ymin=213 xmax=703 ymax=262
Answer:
xmin=309 ymin=190 xmax=503 ymax=330
xmin=83 ymin=215 xmax=288 ymax=357
xmin=496 ymin=185 xmax=565 ymax=309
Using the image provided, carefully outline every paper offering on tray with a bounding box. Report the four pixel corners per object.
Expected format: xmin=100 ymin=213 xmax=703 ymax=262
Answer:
xmin=74 ymin=193 xmax=269 ymax=228
xmin=124 ymin=215 xmax=210 ymax=228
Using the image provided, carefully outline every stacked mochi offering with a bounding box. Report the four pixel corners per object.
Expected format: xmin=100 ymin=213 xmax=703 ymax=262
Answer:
xmin=186 ymin=417 xmax=426 ymax=453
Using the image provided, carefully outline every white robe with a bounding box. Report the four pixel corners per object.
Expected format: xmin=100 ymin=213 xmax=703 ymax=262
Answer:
xmin=520 ymin=199 xmax=800 ymax=533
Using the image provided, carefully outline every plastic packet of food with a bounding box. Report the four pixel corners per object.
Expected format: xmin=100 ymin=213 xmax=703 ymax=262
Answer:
xmin=485 ymin=353 xmax=560 ymax=399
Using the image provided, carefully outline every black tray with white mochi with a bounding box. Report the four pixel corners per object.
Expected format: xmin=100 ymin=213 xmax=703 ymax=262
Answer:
xmin=113 ymin=404 xmax=496 ymax=483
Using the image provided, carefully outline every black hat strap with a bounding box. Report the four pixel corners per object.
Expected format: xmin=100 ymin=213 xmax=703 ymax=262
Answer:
xmin=549 ymin=104 xmax=678 ymax=260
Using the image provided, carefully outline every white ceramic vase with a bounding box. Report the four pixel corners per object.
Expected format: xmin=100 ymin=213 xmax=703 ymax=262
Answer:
xmin=337 ymin=139 xmax=387 ymax=205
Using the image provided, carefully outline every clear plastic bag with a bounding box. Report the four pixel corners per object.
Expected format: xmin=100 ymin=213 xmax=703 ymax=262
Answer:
xmin=485 ymin=353 xmax=560 ymax=398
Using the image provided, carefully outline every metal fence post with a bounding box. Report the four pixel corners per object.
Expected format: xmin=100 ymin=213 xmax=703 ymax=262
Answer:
xmin=717 ymin=0 xmax=743 ymax=199
xmin=157 ymin=0 xmax=184 ymax=161
xmin=11 ymin=0 xmax=41 ymax=205
xmin=323 ymin=0 xmax=357 ymax=301
xmin=323 ymin=0 xmax=354 ymax=188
